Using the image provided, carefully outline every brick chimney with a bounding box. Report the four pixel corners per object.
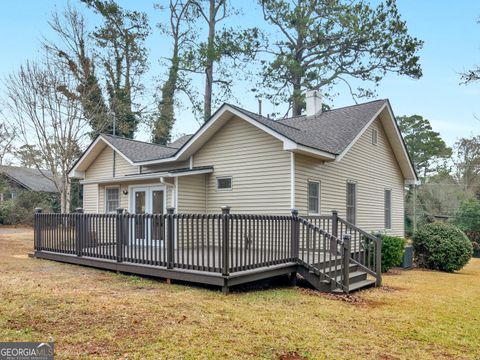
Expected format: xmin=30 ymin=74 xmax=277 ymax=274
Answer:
xmin=305 ymin=90 xmax=322 ymax=116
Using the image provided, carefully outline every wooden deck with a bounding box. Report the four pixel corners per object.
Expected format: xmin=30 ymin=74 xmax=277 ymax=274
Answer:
xmin=33 ymin=210 xmax=381 ymax=293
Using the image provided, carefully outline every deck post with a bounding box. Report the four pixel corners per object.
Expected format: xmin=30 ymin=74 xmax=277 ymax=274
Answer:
xmin=342 ymin=234 xmax=351 ymax=294
xmin=331 ymin=210 xmax=338 ymax=238
xmin=291 ymin=209 xmax=299 ymax=261
xmin=34 ymin=208 xmax=43 ymax=251
xmin=221 ymin=206 xmax=231 ymax=277
xmin=166 ymin=207 xmax=175 ymax=269
xmin=375 ymin=233 xmax=382 ymax=287
xmin=116 ymin=208 xmax=124 ymax=263
xmin=75 ymin=208 xmax=84 ymax=257
xmin=330 ymin=210 xmax=339 ymax=291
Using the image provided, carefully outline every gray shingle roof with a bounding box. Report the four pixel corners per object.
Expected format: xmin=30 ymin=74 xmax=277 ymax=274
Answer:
xmin=102 ymin=134 xmax=178 ymax=162
xmin=0 ymin=165 xmax=57 ymax=193
xmin=99 ymin=100 xmax=387 ymax=164
xmin=168 ymin=134 xmax=192 ymax=149
xmin=229 ymin=99 xmax=387 ymax=154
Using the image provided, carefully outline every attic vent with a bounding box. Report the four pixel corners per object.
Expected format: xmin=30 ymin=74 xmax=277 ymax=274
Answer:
xmin=372 ymin=129 xmax=378 ymax=145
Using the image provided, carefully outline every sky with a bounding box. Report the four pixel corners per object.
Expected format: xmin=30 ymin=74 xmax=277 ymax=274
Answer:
xmin=0 ymin=0 xmax=479 ymax=148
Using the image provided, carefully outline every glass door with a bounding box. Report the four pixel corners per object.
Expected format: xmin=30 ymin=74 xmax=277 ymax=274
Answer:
xmin=129 ymin=186 xmax=166 ymax=246
xmin=150 ymin=188 xmax=164 ymax=242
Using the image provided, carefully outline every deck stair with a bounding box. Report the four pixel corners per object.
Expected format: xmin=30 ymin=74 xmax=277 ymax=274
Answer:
xmin=295 ymin=213 xmax=381 ymax=293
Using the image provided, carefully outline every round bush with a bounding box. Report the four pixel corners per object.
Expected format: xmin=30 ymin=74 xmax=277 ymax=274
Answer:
xmin=380 ymin=236 xmax=405 ymax=272
xmin=413 ymin=222 xmax=473 ymax=272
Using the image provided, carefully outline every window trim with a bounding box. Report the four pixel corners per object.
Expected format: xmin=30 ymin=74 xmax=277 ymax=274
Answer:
xmin=104 ymin=185 xmax=120 ymax=214
xmin=346 ymin=181 xmax=357 ymax=225
xmin=216 ymin=176 xmax=233 ymax=191
xmin=307 ymin=180 xmax=321 ymax=215
xmin=372 ymin=128 xmax=378 ymax=145
xmin=384 ymin=188 xmax=392 ymax=230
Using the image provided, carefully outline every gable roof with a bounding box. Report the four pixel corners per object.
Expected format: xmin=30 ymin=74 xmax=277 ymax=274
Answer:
xmin=228 ymin=100 xmax=387 ymax=155
xmin=168 ymin=134 xmax=192 ymax=149
xmin=69 ymin=99 xmax=417 ymax=181
xmin=101 ymin=134 xmax=177 ymax=163
xmin=0 ymin=165 xmax=57 ymax=193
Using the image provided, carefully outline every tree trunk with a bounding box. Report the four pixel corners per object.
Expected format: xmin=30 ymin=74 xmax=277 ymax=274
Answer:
xmin=291 ymin=31 xmax=304 ymax=117
xmin=203 ymin=0 xmax=216 ymax=122
xmin=60 ymin=178 xmax=72 ymax=213
xmin=154 ymin=44 xmax=180 ymax=144
xmin=291 ymin=81 xmax=302 ymax=116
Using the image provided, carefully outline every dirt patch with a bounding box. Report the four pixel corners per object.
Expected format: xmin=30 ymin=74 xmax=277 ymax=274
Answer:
xmin=299 ymin=287 xmax=372 ymax=305
xmin=277 ymin=352 xmax=308 ymax=360
xmin=0 ymin=226 xmax=32 ymax=235
xmin=375 ymin=285 xmax=403 ymax=293
xmin=12 ymin=254 xmax=29 ymax=259
xmin=383 ymin=268 xmax=405 ymax=276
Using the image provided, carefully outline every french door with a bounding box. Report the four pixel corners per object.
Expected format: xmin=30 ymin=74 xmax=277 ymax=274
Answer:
xmin=129 ymin=186 xmax=165 ymax=246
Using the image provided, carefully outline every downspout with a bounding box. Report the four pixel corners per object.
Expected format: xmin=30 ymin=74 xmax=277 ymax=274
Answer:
xmin=160 ymin=177 xmax=176 ymax=208
xmin=290 ymin=152 xmax=295 ymax=210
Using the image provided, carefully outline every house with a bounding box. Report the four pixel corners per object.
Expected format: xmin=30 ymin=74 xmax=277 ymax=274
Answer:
xmin=69 ymin=91 xmax=416 ymax=237
xmin=0 ymin=165 xmax=58 ymax=202
xmin=33 ymin=92 xmax=416 ymax=294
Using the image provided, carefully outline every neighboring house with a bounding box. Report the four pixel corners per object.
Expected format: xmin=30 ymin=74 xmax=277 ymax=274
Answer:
xmin=0 ymin=165 xmax=58 ymax=202
xmin=69 ymin=91 xmax=417 ymax=237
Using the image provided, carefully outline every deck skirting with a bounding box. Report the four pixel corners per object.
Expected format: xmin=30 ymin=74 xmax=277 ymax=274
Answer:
xmin=34 ymin=250 xmax=298 ymax=289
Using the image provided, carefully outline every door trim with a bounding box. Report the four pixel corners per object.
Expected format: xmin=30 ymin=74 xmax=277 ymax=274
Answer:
xmin=128 ymin=183 xmax=167 ymax=214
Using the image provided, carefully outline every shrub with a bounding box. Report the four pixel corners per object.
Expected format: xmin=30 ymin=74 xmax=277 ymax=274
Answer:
xmin=0 ymin=191 xmax=55 ymax=226
xmin=380 ymin=235 xmax=405 ymax=272
xmin=413 ymin=222 xmax=473 ymax=272
xmin=455 ymin=198 xmax=480 ymax=233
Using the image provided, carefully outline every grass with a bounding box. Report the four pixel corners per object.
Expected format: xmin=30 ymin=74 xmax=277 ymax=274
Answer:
xmin=1 ymin=228 xmax=479 ymax=359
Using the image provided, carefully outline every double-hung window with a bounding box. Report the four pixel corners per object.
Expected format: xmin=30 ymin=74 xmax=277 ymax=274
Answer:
xmin=105 ymin=187 xmax=120 ymax=213
xmin=346 ymin=182 xmax=357 ymax=224
xmin=308 ymin=181 xmax=320 ymax=214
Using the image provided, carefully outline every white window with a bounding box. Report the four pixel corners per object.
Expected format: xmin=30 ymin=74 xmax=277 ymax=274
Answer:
xmin=105 ymin=187 xmax=120 ymax=213
xmin=385 ymin=189 xmax=392 ymax=229
xmin=346 ymin=182 xmax=357 ymax=224
xmin=216 ymin=176 xmax=232 ymax=191
xmin=308 ymin=181 xmax=320 ymax=214
xmin=372 ymin=128 xmax=378 ymax=145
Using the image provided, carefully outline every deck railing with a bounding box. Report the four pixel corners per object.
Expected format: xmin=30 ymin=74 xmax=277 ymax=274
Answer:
xmin=33 ymin=207 xmax=382 ymax=292
xmin=304 ymin=211 xmax=382 ymax=287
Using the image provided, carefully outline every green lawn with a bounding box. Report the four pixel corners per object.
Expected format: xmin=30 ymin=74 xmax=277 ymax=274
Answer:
xmin=1 ymin=228 xmax=479 ymax=359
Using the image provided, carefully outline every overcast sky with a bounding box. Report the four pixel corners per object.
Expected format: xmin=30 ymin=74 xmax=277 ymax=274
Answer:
xmin=0 ymin=0 xmax=479 ymax=147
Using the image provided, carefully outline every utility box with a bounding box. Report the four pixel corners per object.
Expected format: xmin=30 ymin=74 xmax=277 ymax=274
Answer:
xmin=400 ymin=245 xmax=414 ymax=269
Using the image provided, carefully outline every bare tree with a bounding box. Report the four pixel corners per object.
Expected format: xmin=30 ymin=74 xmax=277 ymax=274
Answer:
xmin=0 ymin=123 xmax=15 ymax=165
xmin=152 ymin=0 xmax=196 ymax=144
xmin=3 ymin=57 xmax=90 ymax=212
xmin=45 ymin=5 xmax=112 ymax=139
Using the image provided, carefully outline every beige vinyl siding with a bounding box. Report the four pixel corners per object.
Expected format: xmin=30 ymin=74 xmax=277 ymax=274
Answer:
xmin=295 ymin=117 xmax=405 ymax=236
xmin=115 ymin=153 xmax=136 ymax=177
xmin=177 ymin=174 xmax=206 ymax=213
xmin=83 ymin=184 xmax=98 ymax=213
xmin=193 ymin=116 xmax=291 ymax=214
xmin=84 ymin=146 xmax=136 ymax=181
xmin=85 ymin=146 xmax=113 ymax=181
xmin=142 ymin=160 xmax=189 ymax=173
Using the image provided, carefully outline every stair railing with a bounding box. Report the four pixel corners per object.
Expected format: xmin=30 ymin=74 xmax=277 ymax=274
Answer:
xmin=302 ymin=211 xmax=383 ymax=289
xmin=295 ymin=213 xmax=347 ymax=292
xmin=337 ymin=217 xmax=382 ymax=286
